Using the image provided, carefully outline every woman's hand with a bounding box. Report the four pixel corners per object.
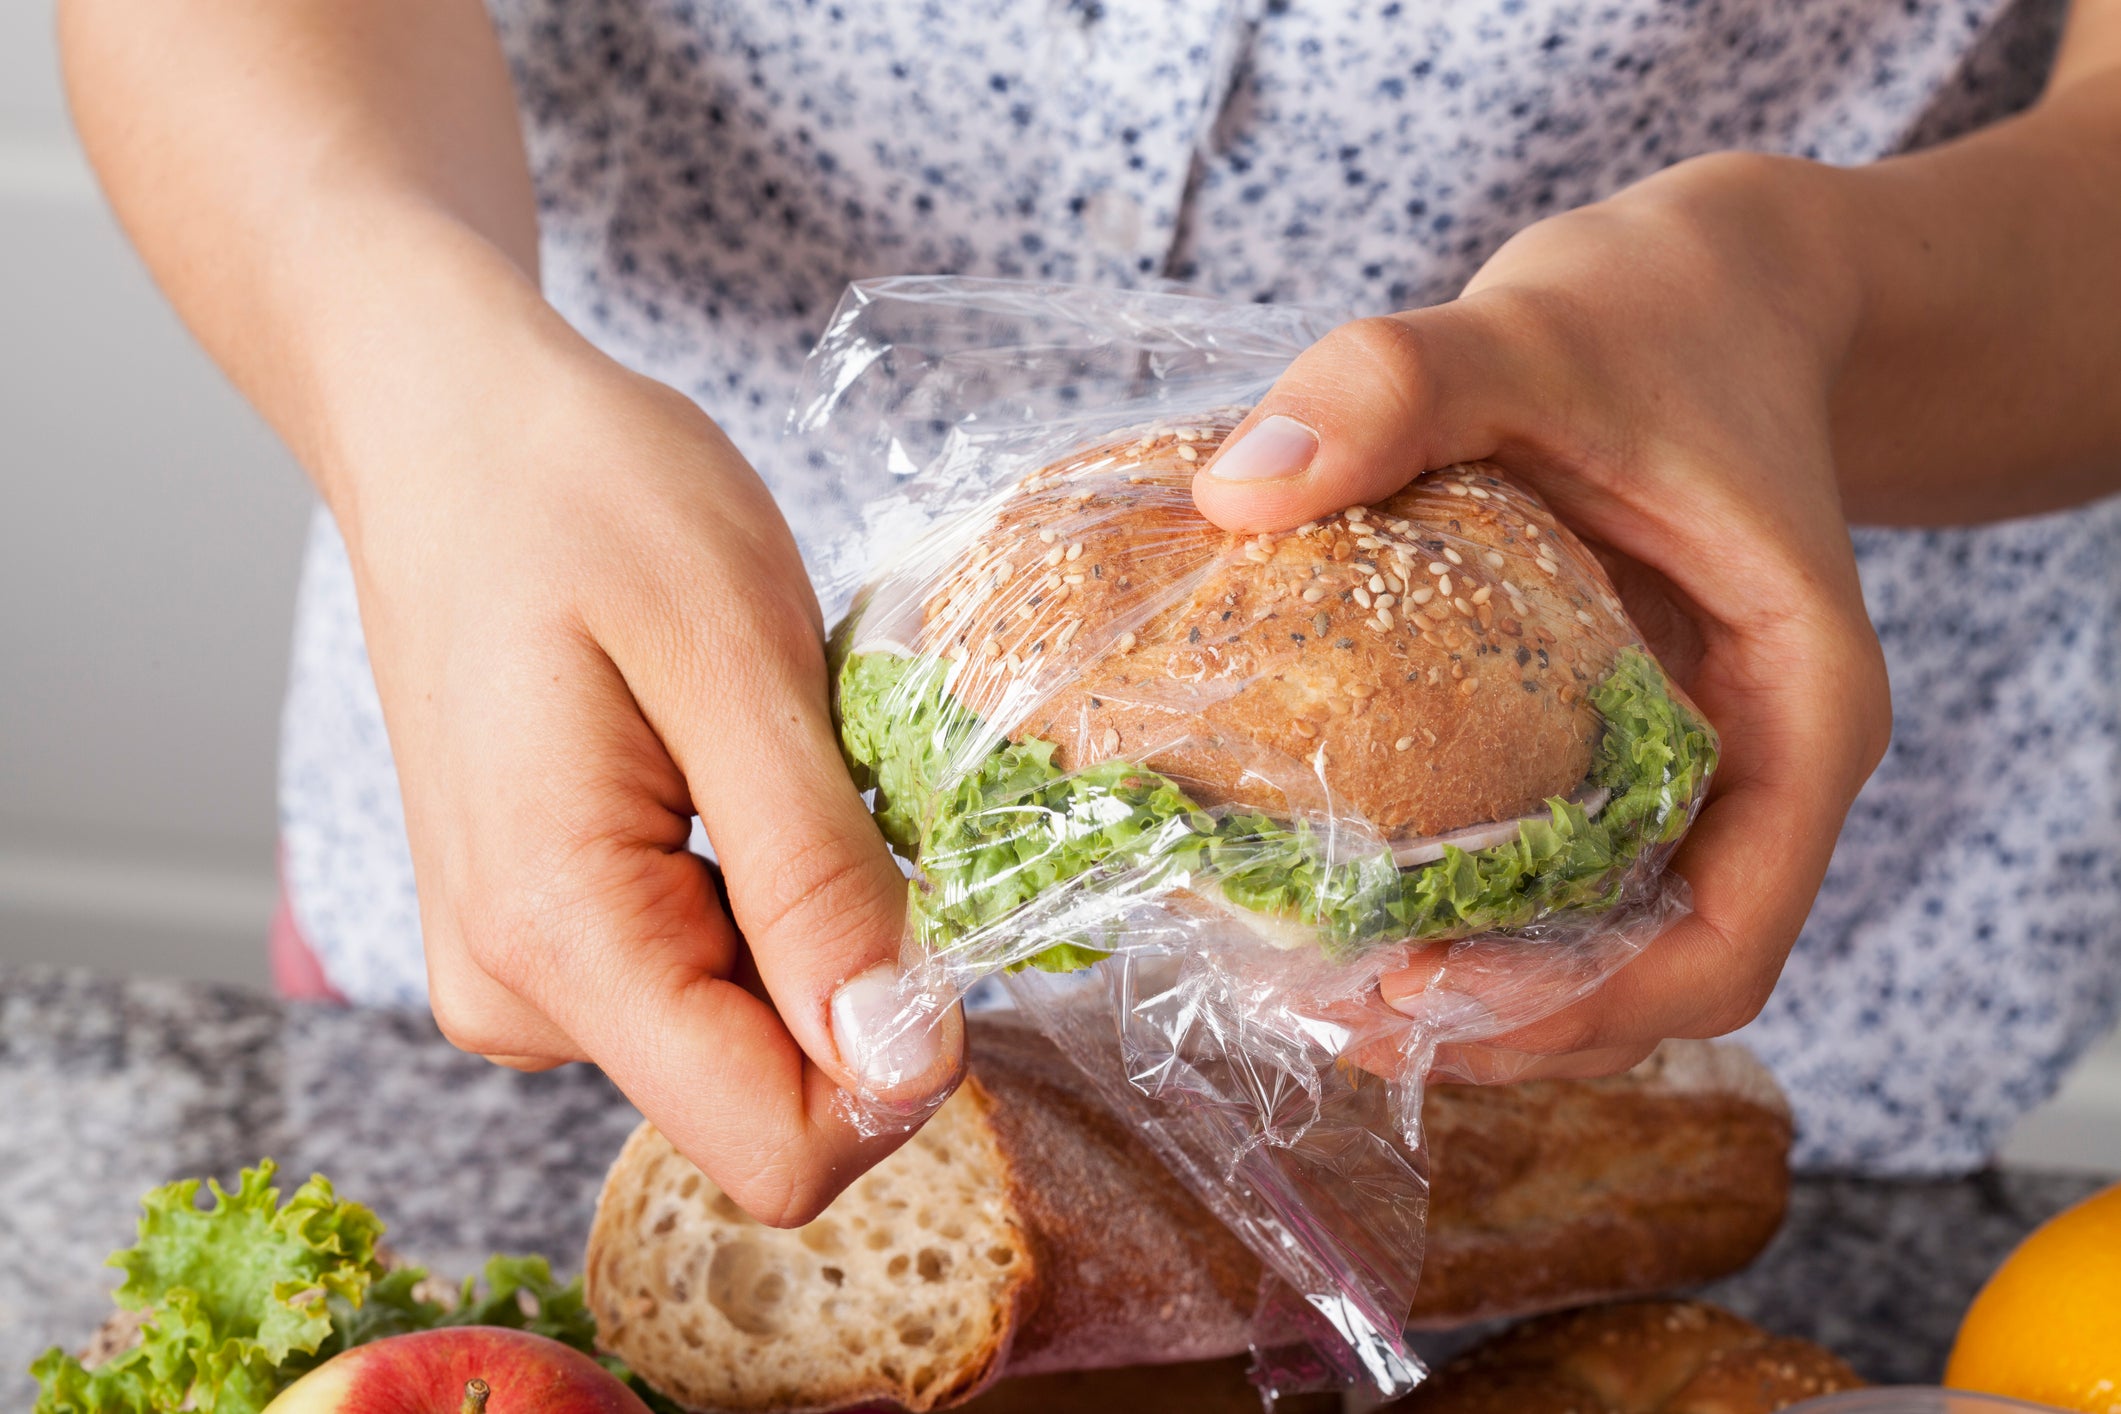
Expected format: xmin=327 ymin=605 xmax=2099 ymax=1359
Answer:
xmin=340 ymin=333 xmax=961 ymax=1224
xmin=1195 ymin=153 xmax=1892 ymax=1082
xmin=61 ymin=0 xmax=957 ymax=1226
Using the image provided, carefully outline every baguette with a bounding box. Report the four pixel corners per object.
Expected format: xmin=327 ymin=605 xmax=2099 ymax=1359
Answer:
xmin=1413 ymin=1040 xmax=1791 ymax=1326
xmin=953 ymin=1355 xmax=1339 ymax=1414
xmin=585 ymin=1015 xmax=1791 ymax=1413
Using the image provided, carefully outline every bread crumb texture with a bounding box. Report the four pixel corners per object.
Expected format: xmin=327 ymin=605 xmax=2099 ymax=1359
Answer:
xmin=586 ymin=1085 xmax=1034 ymax=1413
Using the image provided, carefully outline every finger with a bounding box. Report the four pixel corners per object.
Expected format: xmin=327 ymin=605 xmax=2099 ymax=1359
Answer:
xmin=458 ymin=633 xmax=931 ymax=1225
xmin=400 ymin=625 xmax=593 ymax=1070
xmin=1381 ymin=622 xmax=1884 ymax=1058
xmin=1430 ymin=1039 xmax=1658 ymax=1086
xmin=482 ymin=1053 xmax=572 ymax=1073
xmin=1516 ymin=619 xmax=1885 ymax=1051
xmin=1484 ymin=760 xmax=1837 ymax=1054
xmin=1192 ymin=302 xmax=1542 ymax=533
xmin=1379 ymin=777 xmax=1810 ymax=1056
xmin=423 ymin=921 xmax=586 ymax=1064
xmin=659 ymin=606 xmax=961 ymax=1105
xmin=591 ymin=475 xmax=962 ymax=1105
xmin=519 ymin=838 xmax=924 ymax=1225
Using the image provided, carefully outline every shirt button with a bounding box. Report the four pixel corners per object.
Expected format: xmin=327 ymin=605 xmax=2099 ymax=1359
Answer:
xmin=1080 ymin=188 xmax=1143 ymax=253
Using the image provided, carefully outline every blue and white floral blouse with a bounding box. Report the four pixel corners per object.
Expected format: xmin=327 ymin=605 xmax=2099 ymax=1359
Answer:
xmin=278 ymin=0 xmax=2121 ymax=1173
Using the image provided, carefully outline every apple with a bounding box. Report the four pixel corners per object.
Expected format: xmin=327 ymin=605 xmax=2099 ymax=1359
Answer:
xmin=262 ymin=1327 xmax=653 ymax=1414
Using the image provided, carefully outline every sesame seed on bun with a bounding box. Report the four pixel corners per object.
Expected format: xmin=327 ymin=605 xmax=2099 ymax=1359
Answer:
xmin=920 ymin=417 xmax=1638 ymax=844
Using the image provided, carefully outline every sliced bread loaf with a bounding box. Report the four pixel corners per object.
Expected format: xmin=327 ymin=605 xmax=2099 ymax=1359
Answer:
xmin=586 ymin=1016 xmax=1792 ymax=1413
xmin=587 ymin=1078 xmax=1034 ymax=1413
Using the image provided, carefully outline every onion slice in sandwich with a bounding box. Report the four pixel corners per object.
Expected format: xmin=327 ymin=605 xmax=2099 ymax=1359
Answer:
xmin=1388 ymin=786 xmax=1612 ymax=868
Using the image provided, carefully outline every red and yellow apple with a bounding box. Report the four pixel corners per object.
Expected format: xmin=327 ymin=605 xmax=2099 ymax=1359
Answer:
xmin=262 ymin=1328 xmax=653 ymax=1414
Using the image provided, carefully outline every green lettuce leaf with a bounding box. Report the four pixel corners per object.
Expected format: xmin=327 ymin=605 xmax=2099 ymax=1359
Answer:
xmin=833 ymin=642 xmax=1717 ymax=967
xmin=31 ymin=1162 xmax=385 ymax=1414
xmin=28 ymin=1165 xmax=662 ymax=1414
xmin=311 ymin=1254 xmax=597 ymax=1358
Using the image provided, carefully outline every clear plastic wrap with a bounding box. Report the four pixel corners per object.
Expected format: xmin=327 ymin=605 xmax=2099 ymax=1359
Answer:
xmin=793 ymin=277 xmax=1718 ymax=1394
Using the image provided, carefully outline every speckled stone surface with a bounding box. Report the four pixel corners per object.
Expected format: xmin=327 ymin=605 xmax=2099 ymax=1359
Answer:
xmin=0 ymin=965 xmax=640 ymax=1408
xmin=0 ymin=967 xmax=285 ymax=1397
xmin=1702 ymin=1169 xmax=2108 ymax=1383
xmin=0 ymin=963 xmax=2110 ymax=1406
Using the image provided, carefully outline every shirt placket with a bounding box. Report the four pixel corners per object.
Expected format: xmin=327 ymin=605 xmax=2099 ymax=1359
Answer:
xmin=1036 ymin=0 xmax=1259 ymax=286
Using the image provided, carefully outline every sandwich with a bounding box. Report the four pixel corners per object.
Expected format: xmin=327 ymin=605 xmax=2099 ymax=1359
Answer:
xmin=833 ymin=415 xmax=1716 ymax=969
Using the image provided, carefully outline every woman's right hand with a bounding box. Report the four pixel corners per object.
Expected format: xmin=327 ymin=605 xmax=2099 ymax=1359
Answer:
xmin=60 ymin=0 xmax=957 ymax=1227
xmin=342 ymin=329 xmax=961 ymax=1226
xmin=1193 ymin=153 xmax=1892 ymax=1086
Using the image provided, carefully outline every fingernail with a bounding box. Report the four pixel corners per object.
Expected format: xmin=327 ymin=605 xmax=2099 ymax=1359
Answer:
xmin=831 ymin=965 xmax=946 ymax=1093
xmin=1209 ymin=415 xmax=1320 ymax=480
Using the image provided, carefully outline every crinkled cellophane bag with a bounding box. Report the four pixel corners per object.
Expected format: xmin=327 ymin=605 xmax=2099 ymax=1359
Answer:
xmin=792 ymin=277 xmax=1718 ymax=1395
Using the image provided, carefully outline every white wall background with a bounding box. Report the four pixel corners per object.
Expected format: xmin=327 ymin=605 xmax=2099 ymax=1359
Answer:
xmin=0 ymin=9 xmax=2113 ymax=1169
xmin=0 ymin=5 xmax=311 ymax=989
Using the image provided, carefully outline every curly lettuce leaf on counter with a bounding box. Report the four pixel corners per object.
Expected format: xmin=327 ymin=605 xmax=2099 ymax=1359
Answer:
xmin=31 ymin=1164 xmax=381 ymax=1414
xmin=30 ymin=1162 xmax=680 ymax=1414
xmin=835 ymin=643 xmax=1716 ymax=967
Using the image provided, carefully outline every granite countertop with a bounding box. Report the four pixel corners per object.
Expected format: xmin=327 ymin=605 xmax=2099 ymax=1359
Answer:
xmin=0 ymin=963 xmax=2108 ymax=1407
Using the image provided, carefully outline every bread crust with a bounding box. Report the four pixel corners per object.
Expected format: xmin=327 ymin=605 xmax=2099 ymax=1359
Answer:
xmin=952 ymin=1355 xmax=1343 ymax=1414
xmin=1388 ymin=1300 xmax=1864 ymax=1412
xmin=967 ymin=1014 xmax=1261 ymax=1373
xmin=919 ymin=421 xmax=1633 ymax=838
xmin=1412 ymin=1042 xmax=1793 ymax=1326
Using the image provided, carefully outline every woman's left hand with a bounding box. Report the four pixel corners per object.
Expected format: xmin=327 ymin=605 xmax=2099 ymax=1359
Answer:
xmin=1193 ymin=152 xmax=1891 ymax=1082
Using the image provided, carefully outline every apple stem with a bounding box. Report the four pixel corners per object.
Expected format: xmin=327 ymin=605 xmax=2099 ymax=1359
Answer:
xmin=461 ymin=1378 xmax=491 ymax=1414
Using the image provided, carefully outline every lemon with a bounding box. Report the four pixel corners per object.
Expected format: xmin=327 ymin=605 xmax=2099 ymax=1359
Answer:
xmin=1946 ymin=1179 xmax=2121 ymax=1413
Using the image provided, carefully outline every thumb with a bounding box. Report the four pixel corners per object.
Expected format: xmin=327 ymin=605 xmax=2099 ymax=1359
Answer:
xmin=1193 ymin=306 xmax=1533 ymax=532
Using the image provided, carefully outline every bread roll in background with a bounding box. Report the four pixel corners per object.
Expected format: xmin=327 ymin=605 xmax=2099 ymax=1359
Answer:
xmin=1386 ymin=1300 xmax=1864 ymax=1413
xmin=586 ymin=1016 xmax=1791 ymax=1414
xmin=1412 ymin=1038 xmax=1793 ymax=1327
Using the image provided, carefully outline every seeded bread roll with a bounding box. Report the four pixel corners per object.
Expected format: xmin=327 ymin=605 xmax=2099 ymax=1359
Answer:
xmin=586 ymin=1017 xmax=1792 ymax=1413
xmin=1387 ymin=1301 xmax=1865 ymax=1413
xmin=923 ymin=419 xmax=1629 ymax=838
